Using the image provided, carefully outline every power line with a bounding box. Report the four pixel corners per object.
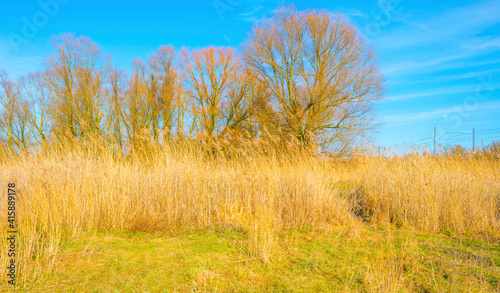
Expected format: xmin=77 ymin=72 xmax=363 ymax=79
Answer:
xmin=380 ymin=127 xmax=499 ymax=154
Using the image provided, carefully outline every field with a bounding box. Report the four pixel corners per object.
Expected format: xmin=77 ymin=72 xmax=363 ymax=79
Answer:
xmin=0 ymin=142 xmax=499 ymax=292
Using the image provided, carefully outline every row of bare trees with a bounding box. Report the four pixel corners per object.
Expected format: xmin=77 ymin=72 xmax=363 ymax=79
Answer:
xmin=0 ymin=6 xmax=383 ymax=155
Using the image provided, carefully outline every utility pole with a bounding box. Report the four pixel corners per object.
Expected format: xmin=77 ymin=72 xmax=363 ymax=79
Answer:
xmin=434 ymin=127 xmax=436 ymax=155
xmin=472 ymin=128 xmax=475 ymax=153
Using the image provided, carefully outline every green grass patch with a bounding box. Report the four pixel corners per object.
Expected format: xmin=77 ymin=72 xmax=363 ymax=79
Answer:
xmin=4 ymin=227 xmax=499 ymax=292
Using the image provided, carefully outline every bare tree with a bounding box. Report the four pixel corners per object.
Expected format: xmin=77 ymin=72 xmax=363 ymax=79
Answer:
xmin=44 ymin=33 xmax=111 ymax=140
xmin=243 ymin=5 xmax=384 ymax=155
xmin=122 ymin=46 xmax=180 ymax=148
xmin=107 ymin=68 xmax=126 ymax=147
xmin=18 ymin=72 xmax=51 ymax=148
xmin=180 ymin=47 xmax=263 ymax=141
xmin=0 ymin=71 xmax=17 ymax=147
xmin=149 ymin=46 xmax=180 ymax=142
xmin=123 ymin=59 xmax=150 ymax=147
xmin=0 ymin=71 xmax=31 ymax=150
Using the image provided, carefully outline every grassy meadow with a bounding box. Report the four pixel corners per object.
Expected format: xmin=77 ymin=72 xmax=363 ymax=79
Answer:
xmin=0 ymin=140 xmax=499 ymax=292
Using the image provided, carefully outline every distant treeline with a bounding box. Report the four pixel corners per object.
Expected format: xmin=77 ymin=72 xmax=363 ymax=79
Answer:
xmin=0 ymin=6 xmax=383 ymax=156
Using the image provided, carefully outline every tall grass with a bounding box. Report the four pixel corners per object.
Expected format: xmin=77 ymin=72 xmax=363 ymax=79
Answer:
xmin=0 ymin=140 xmax=499 ymax=286
xmin=339 ymin=152 xmax=500 ymax=234
xmin=0 ymin=139 xmax=353 ymax=283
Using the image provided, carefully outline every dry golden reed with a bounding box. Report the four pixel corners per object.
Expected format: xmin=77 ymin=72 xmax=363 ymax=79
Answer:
xmin=0 ymin=141 xmax=499 ymax=285
xmin=0 ymin=141 xmax=353 ymax=281
xmin=338 ymin=152 xmax=500 ymax=234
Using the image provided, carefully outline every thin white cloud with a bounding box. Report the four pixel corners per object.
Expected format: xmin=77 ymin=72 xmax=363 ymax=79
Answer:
xmin=0 ymin=38 xmax=10 ymax=63
xmin=396 ymin=19 xmax=428 ymax=30
xmin=383 ymin=100 xmax=500 ymax=123
xmin=383 ymin=108 xmax=451 ymax=123
xmin=383 ymin=53 xmax=500 ymax=77
xmin=384 ymin=84 xmax=500 ymax=101
xmin=0 ymin=37 xmax=44 ymax=77
xmin=236 ymin=4 xmax=269 ymax=23
xmin=339 ymin=8 xmax=366 ymax=19
xmin=375 ymin=0 xmax=500 ymax=50
xmin=461 ymin=37 xmax=500 ymax=51
xmin=373 ymin=0 xmax=500 ymax=80
xmin=394 ymin=68 xmax=500 ymax=86
xmin=240 ymin=6 xmax=263 ymax=17
xmin=383 ymin=53 xmax=471 ymax=76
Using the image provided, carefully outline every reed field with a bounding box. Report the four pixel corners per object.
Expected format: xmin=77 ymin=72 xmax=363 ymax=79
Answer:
xmin=0 ymin=139 xmax=499 ymax=292
xmin=1 ymin=2 xmax=499 ymax=292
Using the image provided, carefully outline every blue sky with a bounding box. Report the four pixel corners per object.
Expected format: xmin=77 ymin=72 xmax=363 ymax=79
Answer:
xmin=1 ymin=0 xmax=499 ymax=151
